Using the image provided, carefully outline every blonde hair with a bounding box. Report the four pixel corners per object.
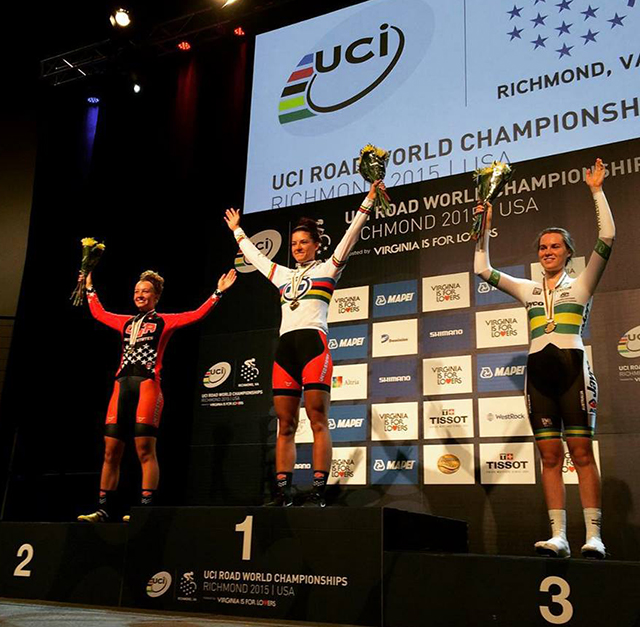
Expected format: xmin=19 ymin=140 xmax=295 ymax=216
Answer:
xmin=139 ymin=270 xmax=164 ymax=296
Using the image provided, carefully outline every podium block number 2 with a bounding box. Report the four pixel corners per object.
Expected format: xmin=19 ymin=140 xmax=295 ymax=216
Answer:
xmin=235 ymin=516 xmax=254 ymax=561
xmin=14 ymin=544 xmax=34 ymax=578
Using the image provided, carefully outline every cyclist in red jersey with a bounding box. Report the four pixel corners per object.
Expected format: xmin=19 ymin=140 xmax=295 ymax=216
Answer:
xmin=78 ymin=268 xmax=236 ymax=522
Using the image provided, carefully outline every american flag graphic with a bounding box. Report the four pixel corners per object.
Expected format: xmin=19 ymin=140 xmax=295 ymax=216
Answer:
xmin=503 ymin=0 xmax=637 ymax=60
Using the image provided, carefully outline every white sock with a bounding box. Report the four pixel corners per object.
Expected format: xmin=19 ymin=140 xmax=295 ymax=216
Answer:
xmin=548 ymin=509 xmax=567 ymax=539
xmin=583 ymin=507 xmax=602 ymax=540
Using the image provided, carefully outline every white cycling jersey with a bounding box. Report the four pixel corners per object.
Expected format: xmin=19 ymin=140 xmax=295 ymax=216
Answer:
xmin=234 ymin=195 xmax=373 ymax=336
xmin=474 ymin=190 xmax=614 ymax=355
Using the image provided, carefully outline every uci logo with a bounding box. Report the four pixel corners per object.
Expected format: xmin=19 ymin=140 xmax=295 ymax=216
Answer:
xmin=277 ymin=0 xmax=433 ymax=134
xmin=283 ymin=276 xmax=312 ymax=301
xmin=235 ymin=230 xmax=282 ymax=274
xmin=203 ymin=362 xmax=232 ymax=388
xmin=146 ymin=571 xmax=172 ymax=598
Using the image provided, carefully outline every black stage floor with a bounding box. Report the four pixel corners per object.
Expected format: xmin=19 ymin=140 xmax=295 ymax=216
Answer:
xmin=0 ymin=598 xmax=354 ymax=627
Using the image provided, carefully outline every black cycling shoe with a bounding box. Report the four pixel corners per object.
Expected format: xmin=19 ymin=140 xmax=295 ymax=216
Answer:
xmin=302 ymin=492 xmax=326 ymax=508
xmin=265 ymin=492 xmax=293 ymax=507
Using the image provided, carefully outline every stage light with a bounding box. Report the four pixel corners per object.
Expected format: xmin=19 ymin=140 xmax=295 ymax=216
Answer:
xmin=222 ymin=0 xmax=239 ymax=7
xmin=177 ymin=41 xmax=191 ymax=51
xmin=234 ymin=27 xmax=245 ymax=36
xmin=110 ymin=8 xmax=131 ymax=28
xmin=87 ymin=96 xmax=100 ymax=104
xmin=133 ymin=83 xmax=142 ymax=94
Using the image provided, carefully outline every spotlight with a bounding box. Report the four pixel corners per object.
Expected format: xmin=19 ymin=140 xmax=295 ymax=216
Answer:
xmin=87 ymin=96 xmax=100 ymax=104
xmin=177 ymin=41 xmax=191 ymax=51
xmin=222 ymin=0 xmax=239 ymax=7
xmin=110 ymin=8 xmax=131 ymax=28
xmin=133 ymin=83 xmax=142 ymax=94
xmin=234 ymin=26 xmax=245 ymax=36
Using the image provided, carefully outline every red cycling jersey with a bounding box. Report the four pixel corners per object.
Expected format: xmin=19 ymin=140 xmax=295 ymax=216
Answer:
xmin=88 ymin=290 xmax=220 ymax=380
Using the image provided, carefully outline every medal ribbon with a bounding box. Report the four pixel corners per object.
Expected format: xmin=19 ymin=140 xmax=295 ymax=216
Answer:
xmin=289 ymin=261 xmax=317 ymax=307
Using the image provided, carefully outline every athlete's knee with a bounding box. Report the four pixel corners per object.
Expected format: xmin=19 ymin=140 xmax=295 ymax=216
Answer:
xmin=277 ymin=416 xmax=298 ymax=438
xmin=540 ymin=448 xmax=563 ymax=470
xmin=568 ymin=444 xmax=595 ymax=469
xmin=135 ymin=442 xmax=156 ymax=464
xmin=104 ymin=442 xmax=123 ymax=466
xmin=306 ymin=408 xmax=329 ymax=434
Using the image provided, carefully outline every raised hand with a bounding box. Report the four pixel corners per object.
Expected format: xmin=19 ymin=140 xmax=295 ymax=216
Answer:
xmin=217 ymin=269 xmax=237 ymax=293
xmin=585 ymin=157 xmax=605 ymax=192
xmin=224 ymin=208 xmax=241 ymax=231
xmin=367 ymin=179 xmax=385 ymax=200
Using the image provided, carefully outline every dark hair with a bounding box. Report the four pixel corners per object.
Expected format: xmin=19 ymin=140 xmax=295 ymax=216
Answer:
xmin=139 ymin=270 xmax=164 ymax=296
xmin=534 ymin=228 xmax=576 ymax=265
xmin=292 ymin=217 xmax=320 ymax=243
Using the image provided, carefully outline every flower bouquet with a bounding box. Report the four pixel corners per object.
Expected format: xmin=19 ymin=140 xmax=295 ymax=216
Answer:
xmin=357 ymin=144 xmax=391 ymax=215
xmin=470 ymin=161 xmax=514 ymax=241
xmin=70 ymin=237 xmax=106 ymax=306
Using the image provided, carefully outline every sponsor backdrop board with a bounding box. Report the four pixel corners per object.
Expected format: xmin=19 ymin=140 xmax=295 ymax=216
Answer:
xmin=245 ymin=0 xmax=640 ymax=212
xmin=196 ymin=138 xmax=640 ymax=558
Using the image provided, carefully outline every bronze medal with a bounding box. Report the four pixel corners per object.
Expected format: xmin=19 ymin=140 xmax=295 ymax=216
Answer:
xmin=290 ymin=301 xmax=300 ymax=311
xmin=544 ymin=321 xmax=556 ymax=334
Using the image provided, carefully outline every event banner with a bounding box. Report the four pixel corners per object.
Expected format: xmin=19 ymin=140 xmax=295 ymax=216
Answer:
xmin=195 ymin=139 xmax=640 ymax=553
xmin=244 ymin=0 xmax=640 ymax=212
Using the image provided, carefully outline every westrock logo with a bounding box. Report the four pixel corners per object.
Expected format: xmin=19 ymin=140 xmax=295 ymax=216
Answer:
xmin=431 ymin=282 xmax=461 ymax=303
xmin=432 ymin=365 xmax=463 ymax=386
xmin=487 ymin=412 xmax=525 ymax=422
xmin=234 ymin=230 xmax=282 ymax=274
xmin=486 ymin=317 xmax=519 ymax=338
xmin=331 ymin=458 xmax=356 ymax=479
xmin=203 ymin=362 xmax=232 ymax=388
xmin=618 ymin=325 xmax=640 ymax=359
xmin=278 ymin=23 xmax=405 ymax=125
xmin=335 ymin=295 xmax=362 ymax=314
xmin=379 ymin=412 xmax=409 ymax=432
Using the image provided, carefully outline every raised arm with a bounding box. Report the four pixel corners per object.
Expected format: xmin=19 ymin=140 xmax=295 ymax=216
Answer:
xmin=580 ymin=158 xmax=615 ymax=294
xmin=164 ymin=270 xmax=237 ymax=330
xmin=224 ymin=208 xmax=287 ymax=285
xmin=328 ymin=181 xmax=377 ymax=277
xmin=473 ymin=202 xmax=531 ymax=303
xmin=85 ymin=273 xmax=129 ymax=332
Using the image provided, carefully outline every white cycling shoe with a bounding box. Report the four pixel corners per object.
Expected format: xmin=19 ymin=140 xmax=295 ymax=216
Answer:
xmin=534 ymin=535 xmax=571 ymax=558
xmin=581 ymin=536 xmax=606 ymax=559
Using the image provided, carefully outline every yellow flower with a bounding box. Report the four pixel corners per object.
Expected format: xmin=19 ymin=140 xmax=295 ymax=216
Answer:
xmin=81 ymin=237 xmax=97 ymax=247
xmin=96 ymin=243 xmax=106 ymax=250
xmin=375 ymin=148 xmax=388 ymax=158
xmin=361 ymin=144 xmax=375 ymax=153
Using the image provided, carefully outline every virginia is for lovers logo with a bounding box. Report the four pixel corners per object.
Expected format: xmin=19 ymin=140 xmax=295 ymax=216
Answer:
xmin=276 ymin=0 xmax=433 ymax=132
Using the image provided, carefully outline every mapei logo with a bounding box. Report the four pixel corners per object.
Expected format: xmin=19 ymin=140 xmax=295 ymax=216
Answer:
xmin=235 ymin=230 xmax=282 ymax=274
xmin=373 ymin=458 xmax=415 ymax=471
xmin=329 ymin=336 xmax=365 ymax=350
xmin=276 ymin=0 xmax=433 ymax=131
xmin=146 ymin=571 xmax=172 ymax=598
xmin=480 ymin=365 xmax=525 ymax=379
xmin=376 ymin=293 xmax=415 ymax=306
xmin=203 ymin=362 xmax=232 ymax=388
xmin=618 ymin=325 xmax=640 ymax=359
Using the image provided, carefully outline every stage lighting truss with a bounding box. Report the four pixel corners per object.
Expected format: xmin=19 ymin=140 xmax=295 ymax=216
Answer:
xmin=41 ymin=41 xmax=113 ymax=86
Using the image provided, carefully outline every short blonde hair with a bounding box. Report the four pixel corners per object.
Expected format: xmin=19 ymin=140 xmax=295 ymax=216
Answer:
xmin=139 ymin=270 xmax=164 ymax=296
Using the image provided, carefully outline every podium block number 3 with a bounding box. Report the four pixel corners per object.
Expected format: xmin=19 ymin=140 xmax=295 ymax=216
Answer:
xmin=539 ymin=576 xmax=573 ymax=625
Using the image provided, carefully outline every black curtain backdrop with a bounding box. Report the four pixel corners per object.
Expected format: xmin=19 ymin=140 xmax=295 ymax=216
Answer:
xmin=0 ymin=37 xmax=251 ymax=520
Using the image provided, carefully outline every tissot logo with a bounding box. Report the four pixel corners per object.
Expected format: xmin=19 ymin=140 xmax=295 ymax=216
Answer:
xmin=235 ymin=230 xmax=282 ymax=274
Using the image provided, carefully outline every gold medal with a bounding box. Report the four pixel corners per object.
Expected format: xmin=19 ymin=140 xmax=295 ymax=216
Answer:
xmin=289 ymin=301 xmax=300 ymax=311
xmin=544 ymin=321 xmax=556 ymax=334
